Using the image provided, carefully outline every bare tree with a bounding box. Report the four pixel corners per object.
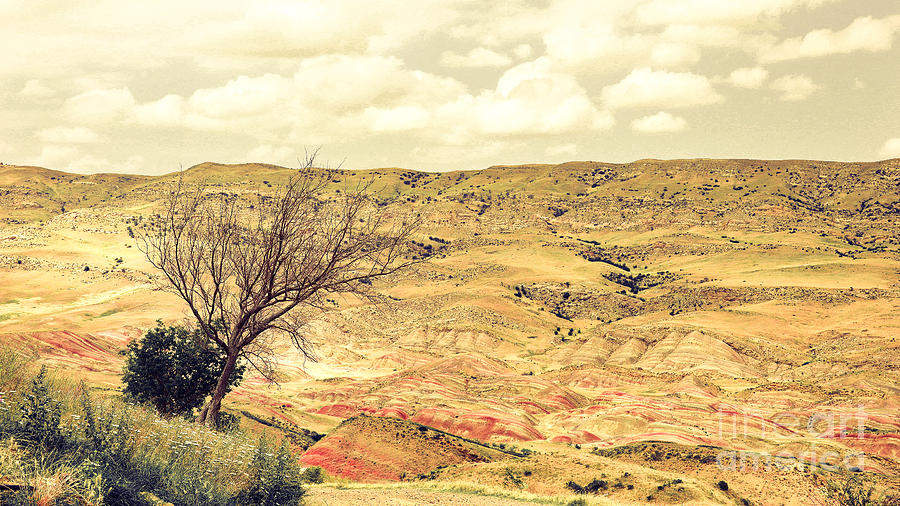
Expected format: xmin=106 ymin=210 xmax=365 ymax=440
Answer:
xmin=139 ymin=157 xmax=418 ymax=425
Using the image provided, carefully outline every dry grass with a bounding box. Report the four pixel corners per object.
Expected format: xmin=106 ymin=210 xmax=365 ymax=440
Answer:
xmin=311 ymin=479 xmax=617 ymax=505
xmin=0 ymin=353 xmax=310 ymax=505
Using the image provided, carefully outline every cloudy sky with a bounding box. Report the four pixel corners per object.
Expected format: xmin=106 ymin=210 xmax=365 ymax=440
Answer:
xmin=1 ymin=0 xmax=899 ymax=174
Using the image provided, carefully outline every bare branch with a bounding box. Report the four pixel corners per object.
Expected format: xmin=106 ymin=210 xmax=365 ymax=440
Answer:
xmin=138 ymin=156 xmax=419 ymax=425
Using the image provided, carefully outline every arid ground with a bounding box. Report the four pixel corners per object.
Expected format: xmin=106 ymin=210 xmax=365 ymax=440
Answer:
xmin=1 ymin=158 xmax=898 ymax=504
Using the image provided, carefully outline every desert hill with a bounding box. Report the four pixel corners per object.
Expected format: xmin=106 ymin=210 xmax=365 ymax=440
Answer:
xmin=0 ymin=158 xmax=898 ymax=504
xmin=299 ymin=414 xmax=514 ymax=481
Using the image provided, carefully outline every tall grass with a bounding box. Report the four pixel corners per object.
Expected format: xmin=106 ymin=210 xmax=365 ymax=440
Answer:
xmin=0 ymin=349 xmax=312 ymax=505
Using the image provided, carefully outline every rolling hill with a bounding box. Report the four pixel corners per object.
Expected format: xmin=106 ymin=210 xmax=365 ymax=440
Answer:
xmin=0 ymin=158 xmax=898 ymax=504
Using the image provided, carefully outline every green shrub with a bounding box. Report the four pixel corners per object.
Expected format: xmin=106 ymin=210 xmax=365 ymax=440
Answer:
xmin=121 ymin=321 xmax=245 ymax=418
xmin=78 ymin=389 xmax=137 ymax=469
xmin=17 ymin=366 xmax=65 ymax=450
xmin=235 ymin=437 xmax=306 ymax=506
xmin=301 ymin=466 xmax=325 ymax=484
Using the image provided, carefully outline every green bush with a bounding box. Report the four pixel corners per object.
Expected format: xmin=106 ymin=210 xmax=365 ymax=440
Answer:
xmin=301 ymin=466 xmax=325 ymax=484
xmin=235 ymin=437 xmax=306 ymax=506
xmin=17 ymin=366 xmax=65 ymax=450
xmin=121 ymin=321 xmax=245 ymax=418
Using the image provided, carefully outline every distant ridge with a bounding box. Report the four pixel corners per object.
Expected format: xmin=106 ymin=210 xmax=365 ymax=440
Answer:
xmin=1 ymin=157 xmax=896 ymax=225
xmin=3 ymin=156 xmax=898 ymax=179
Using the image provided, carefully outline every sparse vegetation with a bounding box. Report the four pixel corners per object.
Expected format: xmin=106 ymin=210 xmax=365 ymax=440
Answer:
xmin=602 ymin=271 xmax=679 ymax=294
xmin=0 ymin=350 xmax=311 ymax=505
xmin=566 ymin=478 xmax=608 ymax=495
xmin=503 ymin=467 xmax=524 ymax=488
xmin=823 ymin=474 xmax=899 ymax=506
xmin=2 ymin=159 xmax=898 ymax=505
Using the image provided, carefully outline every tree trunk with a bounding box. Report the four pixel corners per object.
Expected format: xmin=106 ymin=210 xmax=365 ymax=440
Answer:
xmin=197 ymin=351 xmax=238 ymax=426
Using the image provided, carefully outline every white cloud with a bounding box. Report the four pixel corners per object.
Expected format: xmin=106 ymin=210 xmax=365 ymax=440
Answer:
xmin=727 ymin=66 xmax=769 ymax=88
xmin=446 ymin=1 xmax=568 ymax=48
xmin=650 ymin=42 xmax=700 ymax=67
xmin=292 ymin=54 xmax=465 ymax=111
xmin=66 ymin=154 xmax=114 ymax=173
xmin=60 ymin=154 xmax=146 ymax=174
xmin=27 ymin=145 xmax=146 ymax=173
xmin=513 ymin=43 xmax=533 ymax=59
xmin=128 ymin=54 xmax=467 ymax=146
xmin=770 ymin=74 xmax=819 ymax=101
xmin=30 ymin=145 xmax=80 ymax=169
xmin=36 ymin=126 xmax=104 ymax=144
xmin=602 ymin=67 xmax=722 ymax=109
xmin=880 ymin=137 xmax=900 ymax=159
xmin=192 ymin=0 xmax=460 ymax=59
xmin=447 ymin=57 xmax=614 ymax=137
xmin=188 ymin=74 xmax=289 ymax=119
xmin=0 ymin=3 xmax=175 ymax=78
xmin=631 ymin=111 xmax=688 ymax=133
xmin=19 ymin=80 xmax=56 ymax=100
xmin=440 ymin=47 xmax=512 ymax=68
xmin=544 ymin=22 xmax=651 ymax=68
xmin=659 ymin=24 xmax=744 ymax=47
xmin=247 ymin=144 xmax=294 ymax=165
xmin=364 ymin=105 xmax=430 ymax=132
xmin=203 ymin=1 xmax=372 ymax=56
xmin=133 ymin=95 xmax=185 ymax=127
xmin=545 ymin=143 xmax=577 ymax=157
xmin=127 ymin=54 xmax=614 ymax=146
xmin=71 ymin=74 xmax=132 ymax=95
xmin=63 ymin=87 xmax=135 ymax=123
xmin=760 ymin=15 xmax=900 ymax=62
xmin=636 ymin=0 xmax=836 ymax=26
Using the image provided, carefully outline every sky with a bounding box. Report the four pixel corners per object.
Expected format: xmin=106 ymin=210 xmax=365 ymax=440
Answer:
xmin=1 ymin=0 xmax=899 ymax=175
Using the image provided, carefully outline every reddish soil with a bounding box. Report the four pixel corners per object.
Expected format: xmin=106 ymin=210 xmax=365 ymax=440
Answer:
xmin=299 ymin=415 xmax=510 ymax=481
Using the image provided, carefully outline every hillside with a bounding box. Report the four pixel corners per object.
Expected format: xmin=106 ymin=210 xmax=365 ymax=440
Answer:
xmin=0 ymin=158 xmax=898 ymax=504
xmin=299 ymin=414 xmax=514 ymax=481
